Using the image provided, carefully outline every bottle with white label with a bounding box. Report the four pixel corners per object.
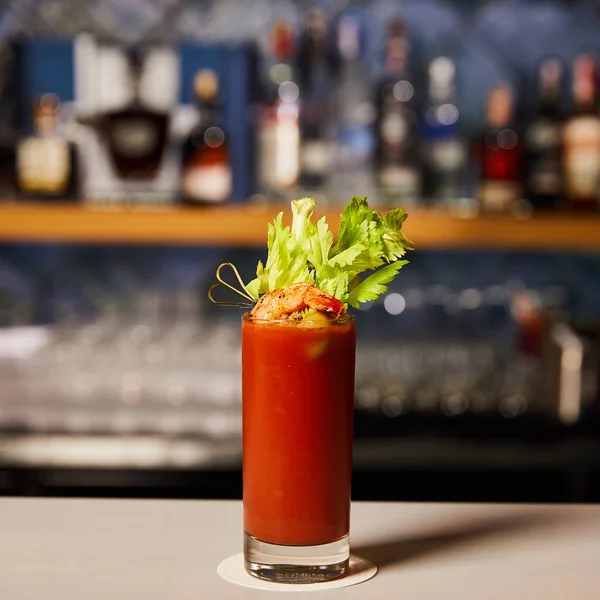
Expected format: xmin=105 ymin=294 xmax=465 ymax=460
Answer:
xmin=563 ymin=54 xmax=600 ymax=210
xmin=374 ymin=19 xmax=420 ymax=207
xmin=180 ymin=70 xmax=232 ymax=206
xmin=15 ymin=93 xmax=78 ymax=201
xmin=524 ymin=58 xmax=564 ymax=210
xmin=256 ymin=21 xmax=300 ymax=201
xmin=297 ymin=8 xmax=333 ymax=192
xmin=421 ymin=57 xmax=467 ymax=205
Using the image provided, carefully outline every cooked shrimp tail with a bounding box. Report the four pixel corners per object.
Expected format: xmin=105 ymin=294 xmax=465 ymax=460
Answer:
xmin=251 ymin=282 xmax=344 ymax=320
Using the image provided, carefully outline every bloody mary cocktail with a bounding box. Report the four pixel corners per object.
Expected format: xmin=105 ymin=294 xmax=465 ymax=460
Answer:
xmin=212 ymin=195 xmax=412 ymax=585
xmin=242 ymin=312 xmax=356 ymax=581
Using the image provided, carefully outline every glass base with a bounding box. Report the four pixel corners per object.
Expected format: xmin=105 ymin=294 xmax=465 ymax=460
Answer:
xmin=244 ymin=533 xmax=350 ymax=584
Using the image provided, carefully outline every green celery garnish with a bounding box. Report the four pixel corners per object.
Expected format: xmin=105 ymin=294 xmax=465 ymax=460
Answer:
xmin=246 ymin=197 xmax=413 ymax=309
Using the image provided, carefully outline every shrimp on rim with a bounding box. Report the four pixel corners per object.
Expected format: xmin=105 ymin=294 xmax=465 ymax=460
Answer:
xmin=250 ymin=282 xmax=345 ymax=321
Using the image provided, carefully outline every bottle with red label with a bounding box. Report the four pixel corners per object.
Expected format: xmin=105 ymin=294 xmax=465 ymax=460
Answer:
xmin=477 ymin=82 xmax=523 ymax=213
xmin=563 ymin=54 xmax=600 ymax=210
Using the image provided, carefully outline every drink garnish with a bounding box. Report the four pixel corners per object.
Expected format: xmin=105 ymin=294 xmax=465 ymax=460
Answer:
xmin=210 ymin=196 xmax=413 ymax=317
xmin=251 ymin=281 xmax=344 ymax=320
xmin=208 ymin=262 xmax=256 ymax=308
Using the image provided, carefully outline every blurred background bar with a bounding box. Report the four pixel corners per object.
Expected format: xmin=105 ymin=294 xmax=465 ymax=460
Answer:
xmin=0 ymin=0 xmax=600 ymax=502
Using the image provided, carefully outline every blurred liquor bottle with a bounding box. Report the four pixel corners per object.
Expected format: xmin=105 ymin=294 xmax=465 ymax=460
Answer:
xmin=74 ymin=36 xmax=179 ymax=203
xmin=297 ymin=8 xmax=333 ymax=193
xmin=15 ymin=93 xmax=78 ymax=201
xmin=0 ymin=44 xmax=20 ymax=197
xmin=421 ymin=57 xmax=467 ymax=205
xmin=374 ymin=19 xmax=420 ymax=207
xmin=180 ymin=70 xmax=231 ymax=206
xmin=100 ymin=49 xmax=169 ymax=181
xmin=563 ymin=55 xmax=600 ymax=211
xmin=256 ymin=21 xmax=300 ymax=200
xmin=524 ymin=58 xmax=564 ymax=210
xmin=477 ymin=82 xmax=523 ymax=212
xmin=329 ymin=12 xmax=375 ymax=203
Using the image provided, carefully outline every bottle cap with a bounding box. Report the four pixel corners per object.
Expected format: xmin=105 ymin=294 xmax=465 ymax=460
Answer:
xmin=271 ymin=21 xmax=295 ymax=60
xmin=306 ymin=8 xmax=327 ymax=40
xmin=34 ymin=93 xmax=61 ymax=135
xmin=193 ymin=69 xmax=219 ymax=101
xmin=385 ymin=18 xmax=408 ymax=71
xmin=540 ymin=57 xmax=562 ymax=84
xmin=337 ymin=14 xmax=362 ymax=61
xmin=573 ymin=54 xmax=596 ymax=103
xmin=487 ymin=82 xmax=513 ymax=127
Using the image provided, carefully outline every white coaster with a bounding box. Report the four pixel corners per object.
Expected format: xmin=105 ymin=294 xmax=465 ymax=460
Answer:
xmin=217 ymin=553 xmax=377 ymax=592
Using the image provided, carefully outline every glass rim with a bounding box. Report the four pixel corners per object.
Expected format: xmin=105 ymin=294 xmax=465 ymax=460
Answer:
xmin=242 ymin=311 xmax=355 ymax=325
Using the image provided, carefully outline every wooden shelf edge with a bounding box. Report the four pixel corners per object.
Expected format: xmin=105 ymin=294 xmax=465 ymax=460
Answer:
xmin=0 ymin=202 xmax=599 ymax=251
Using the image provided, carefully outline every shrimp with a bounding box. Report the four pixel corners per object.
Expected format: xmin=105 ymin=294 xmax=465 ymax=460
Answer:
xmin=251 ymin=282 xmax=345 ymax=321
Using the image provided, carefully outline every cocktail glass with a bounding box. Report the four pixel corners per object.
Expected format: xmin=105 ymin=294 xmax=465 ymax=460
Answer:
xmin=242 ymin=312 xmax=356 ymax=583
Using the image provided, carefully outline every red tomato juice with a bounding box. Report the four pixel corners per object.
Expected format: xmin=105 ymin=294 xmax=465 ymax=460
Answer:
xmin=242 ymin=313 xmax=356 ymax=547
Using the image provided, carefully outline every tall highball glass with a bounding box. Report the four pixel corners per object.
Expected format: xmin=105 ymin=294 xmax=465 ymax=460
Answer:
xmin=242 ymin=312 xmax=356 ymax=583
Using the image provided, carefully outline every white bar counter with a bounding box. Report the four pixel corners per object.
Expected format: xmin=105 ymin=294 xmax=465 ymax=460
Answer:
xmin=1 ymin=499 xmax=599 ymax=599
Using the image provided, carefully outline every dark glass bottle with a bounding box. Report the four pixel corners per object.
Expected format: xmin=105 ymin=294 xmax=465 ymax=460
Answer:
xmin=421 ymin=57 xmax=467 ymax=205
xmin=563 ymin=54 xmax=600 ymax=210
xmin=101 ymin=49 xmax=169 ymax=181
xmin=477 ymin=82 xmax=523 ymax=212
xmin=0 ymin=44 xmax=19 ymax=197
xmin=374 ymin=19 xmax=420 ymax=206
xmin=524 ymin=58 xmax=564 ymax=210
xmin=297 ymin=8 xmax=333 ymax=192
xmin=15 ymin=93 xmax=78 ymax=200
xmin=0 ymin=78 xmax=16 ymax=197
xmin=180 ymin=70 xmax=231 ymax=206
